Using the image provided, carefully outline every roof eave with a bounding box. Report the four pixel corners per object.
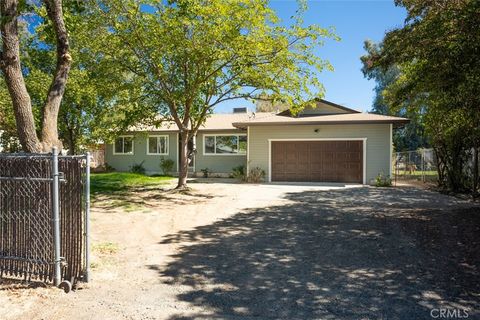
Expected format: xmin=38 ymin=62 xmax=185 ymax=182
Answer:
xmin=232 ymin=119 xmax=410 ymax=128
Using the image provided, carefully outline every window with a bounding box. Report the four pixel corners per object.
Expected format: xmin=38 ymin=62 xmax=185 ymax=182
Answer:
xmin=114 ymin=136 xmax=134 ymax=155
xmin=147 ymin=135 xmax=169 ymax=155
xmin=204 ymin=134 xmax=247 ymax=155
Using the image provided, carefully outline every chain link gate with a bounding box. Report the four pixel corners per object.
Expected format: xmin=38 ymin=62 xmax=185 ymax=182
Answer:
xmin=0 ymin=148 xmax=90 ymax=291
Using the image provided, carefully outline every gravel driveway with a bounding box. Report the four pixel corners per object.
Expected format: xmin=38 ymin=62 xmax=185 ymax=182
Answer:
xmin=1 ymin=181 xmax=479 ymax=320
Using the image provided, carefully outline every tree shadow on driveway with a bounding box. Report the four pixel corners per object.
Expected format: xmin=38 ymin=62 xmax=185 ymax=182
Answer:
xmin=153 ymin=187 xmax=480 ymax=320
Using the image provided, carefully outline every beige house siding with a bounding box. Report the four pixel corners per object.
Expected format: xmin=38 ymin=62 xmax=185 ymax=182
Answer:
xmin=105 ymin=132 xmax=178 ymax=174
xmin=248 ymin=124 xmax=391 ymax=184
xmin=195 ymin=130 xmax=247 ymax=175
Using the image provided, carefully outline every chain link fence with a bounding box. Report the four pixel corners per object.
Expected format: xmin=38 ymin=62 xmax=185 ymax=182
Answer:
xmin=393 ymin=148 xmax=438 ymax=186
xmin=0 ymin=149 xmax=90 ymax=291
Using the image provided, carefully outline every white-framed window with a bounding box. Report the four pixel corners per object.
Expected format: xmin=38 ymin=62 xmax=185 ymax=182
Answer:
xmin=204 ymin=134 xmax=247 ymax=155
xmin=147 ymin=135 xmax=169 ymax=155
xmin=113 ymin=136 xmax=134 ymax=155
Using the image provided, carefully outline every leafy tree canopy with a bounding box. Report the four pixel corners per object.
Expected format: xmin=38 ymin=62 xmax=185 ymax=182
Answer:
xmin=363 ymin=0 xmax=480 ymax=192
xmin=88 ymin=0 xmax=337 ymax=187
xmin=361 ymin=40 xmax=429 ymax=152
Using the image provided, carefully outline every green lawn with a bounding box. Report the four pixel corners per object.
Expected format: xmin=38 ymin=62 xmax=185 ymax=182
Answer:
xmin=394 ymin=170 xmax=438 ymax=176
xmin=91 ymin=172 xmax=174 ymax=194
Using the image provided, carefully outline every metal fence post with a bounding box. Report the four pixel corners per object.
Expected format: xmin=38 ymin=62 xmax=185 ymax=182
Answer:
xmin=422 ymin=149 xmax=426 ymax=183
xmin=84 ymin=152 xmax=91 ymax=282
xmin=52 ymin=147 xmax=61 ymax=286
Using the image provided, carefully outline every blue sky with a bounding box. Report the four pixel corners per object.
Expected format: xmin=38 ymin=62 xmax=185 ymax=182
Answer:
xmin=216 ymin=0 xmax=407 ymax=113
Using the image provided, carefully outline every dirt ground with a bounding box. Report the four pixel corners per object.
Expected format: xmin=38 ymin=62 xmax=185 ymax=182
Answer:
xmin=0 ymin=179 xmax=479 ymax=320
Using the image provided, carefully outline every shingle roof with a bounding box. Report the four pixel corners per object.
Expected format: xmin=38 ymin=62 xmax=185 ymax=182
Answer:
xmin=129 ymin=111 xmax=408 ymax=132
xmin=232 ymin=112 xmax=409 ymax=128
xmin=129 ymin=112 xmax=274 ymax=132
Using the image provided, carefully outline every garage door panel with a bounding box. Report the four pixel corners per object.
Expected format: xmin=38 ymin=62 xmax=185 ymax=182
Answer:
xmin=271 ymin=140 xmax=363 ymax=183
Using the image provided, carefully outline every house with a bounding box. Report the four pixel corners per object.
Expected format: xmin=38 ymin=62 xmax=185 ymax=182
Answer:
xmin=105 ymin=99 xmax=408 ymax=184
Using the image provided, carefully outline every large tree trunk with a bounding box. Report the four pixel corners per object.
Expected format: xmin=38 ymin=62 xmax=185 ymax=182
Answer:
xmin=0 ymin=0 xmax=41 ymax=153
xmin=177 ymin=131 xmax=189 ymax=189
xmin=40 ymin=0 xmax=71 ymax=152
xmin=0 ymin=0 xmax=70 ymax=153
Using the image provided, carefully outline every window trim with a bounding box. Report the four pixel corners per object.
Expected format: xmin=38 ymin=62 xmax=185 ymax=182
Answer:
xmin=113 ymin=135 xmax=134 ymax=155
xmin=203 ymin=134 xmax=247 ymax=156
xmin=146 ymin=135 xmax=169 ymax=155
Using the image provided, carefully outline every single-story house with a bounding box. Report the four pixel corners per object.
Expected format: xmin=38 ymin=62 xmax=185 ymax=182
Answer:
xmin=105 ymin=99 xmax=408 ymax=184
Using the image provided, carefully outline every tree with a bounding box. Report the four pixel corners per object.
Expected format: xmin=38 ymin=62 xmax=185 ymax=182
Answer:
xmin=364 ymin=0 xmax=480 ymax=194
xmin=0 ymin=2 xmax=135 ymax=154
xmin=360 ymin=40 xmax=429 ymax=151
xmin=93 ymin=0 xmax=336 ymax=188
xmin=0 ymin=0 xmax=71 ymax=153
xmin=255 ymin=94 xmax=290 ymax=113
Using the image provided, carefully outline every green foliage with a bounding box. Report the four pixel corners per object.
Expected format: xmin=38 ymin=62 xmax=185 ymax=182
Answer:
xmin=159 ymin=158 xmax=174 ymax=176
xmin=0 ymin=2 xmax=140 ymax=153
xmin=200 ymin=168 xmax=210 ymax=178
xmin=231 ymin=165 xmax=265 ymax=183
xmin=231 ymin=165 xmax=246 ymax=180
xmin=374 ymin=172 xmax=392 ymax=187
xmin=86 ymin=0 xmax=336 ymax=187
xmin=360 ymin=40 xmax=429 ymax=152
xmin=246 ymin=167 xmax=266 ymax=183
xmin=363 ymin=0 xmax=480 ymax=193
xmin=94 ymin=0 xmax=335 ymax=114
xmin=129 ymin=161 xmax=146 ymax=174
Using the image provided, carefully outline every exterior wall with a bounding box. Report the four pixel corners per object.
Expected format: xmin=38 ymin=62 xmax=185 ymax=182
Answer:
xmin=105 ymin=124 xmax=392 ymax=182
xmin=195 ymin=130 xmax=247 ymax=175
xmin=105 ymin=132 xmax=178 ymax=174
xmin=247 ymin=124 xmax=391 ymax=184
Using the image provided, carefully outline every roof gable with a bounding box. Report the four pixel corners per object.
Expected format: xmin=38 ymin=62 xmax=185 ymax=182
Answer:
xmin=279 ymin=99 xmax=360 ymax=117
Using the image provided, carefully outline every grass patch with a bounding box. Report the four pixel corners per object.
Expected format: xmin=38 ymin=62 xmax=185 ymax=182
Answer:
xmin=93 ymin=242 xmax=119 ymax=255
xmin=395 ymin=170 xmax=438 ymax=176
xmin=91 ymin=242 xmax=120 ymax=269
xmin=394 ymin=170 xmax=438 ymax=182
xmin=91 ymin=172 xmax=174 ymax=195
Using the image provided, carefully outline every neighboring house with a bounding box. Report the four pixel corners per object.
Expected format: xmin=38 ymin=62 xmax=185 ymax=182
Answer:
xmin=105 ymin=99 xmax=408 ymax=184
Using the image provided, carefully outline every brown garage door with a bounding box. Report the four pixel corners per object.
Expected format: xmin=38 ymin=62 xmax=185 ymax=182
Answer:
xmin=271 ymin=140 xmax=363 ymax=183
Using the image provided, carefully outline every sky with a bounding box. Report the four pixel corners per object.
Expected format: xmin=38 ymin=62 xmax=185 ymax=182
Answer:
xmin=215 ymin=0 xmax=407 ymax=113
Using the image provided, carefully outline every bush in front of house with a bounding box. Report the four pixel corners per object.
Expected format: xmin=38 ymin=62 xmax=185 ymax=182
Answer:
xmin=130 ymin=161 xmax=146 ymax=174
xmin=231 ymin=165 xmax=245 ymax=180
xmin=246 ymin=167 xmax=266 ymax=183
xmin=200 ymin=168 xmax=210 ymax=178
xmin=375 ymin=172 xmax=392 ymax=187
xmin=232 ymin=166 xmax=265 ymax=183
xmin=160 ymin=158 xmax=174 ymax=176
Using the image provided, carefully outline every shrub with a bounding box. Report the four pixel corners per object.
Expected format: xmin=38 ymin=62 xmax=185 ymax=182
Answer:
xmin=200 ymin=168 xmax=210 ymax=178
xmin=246 ymin=167 xmax=266 ymax=183
xmin=231 ymin=165 xmax=245 ymax=180
xmin=375 ymin=172 xmax=392 ymax=187
xmin=160 ymin=158 xmax=174 ymax=176
xmin=130 ymin=161 xmax=146 ymax=174
xmin=104 ymin=162 xmax=115 ymax=173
